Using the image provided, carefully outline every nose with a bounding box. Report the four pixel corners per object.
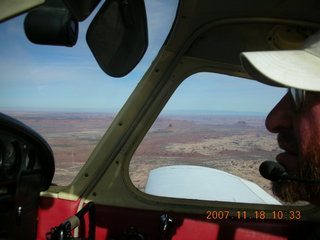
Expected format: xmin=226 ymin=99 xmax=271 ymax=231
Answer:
xmin=265 ymin=93 xmax=294 ymax=133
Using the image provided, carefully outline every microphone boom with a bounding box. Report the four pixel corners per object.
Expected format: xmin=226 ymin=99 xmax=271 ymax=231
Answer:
xmin=259 ymin=161 xmax=320 ymax=184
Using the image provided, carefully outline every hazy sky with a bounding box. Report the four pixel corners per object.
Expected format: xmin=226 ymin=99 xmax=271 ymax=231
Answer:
xmin=0 ymin=0 xmax=285 ymax=114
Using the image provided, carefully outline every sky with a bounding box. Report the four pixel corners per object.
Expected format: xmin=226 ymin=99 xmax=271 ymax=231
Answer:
xmin=0 ymin=0 xmax=285 ymax=114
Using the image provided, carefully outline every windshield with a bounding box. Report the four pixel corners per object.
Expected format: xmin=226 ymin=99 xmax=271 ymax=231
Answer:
xmin=130 ymin=73 xmax=288 ymax=204
xmin=0 ymin=0 xmax=179 ymax=185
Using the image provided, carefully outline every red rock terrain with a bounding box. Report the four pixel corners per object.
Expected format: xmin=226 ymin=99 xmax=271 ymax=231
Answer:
xmin=7 ymin=111 xmax=280 ymax=198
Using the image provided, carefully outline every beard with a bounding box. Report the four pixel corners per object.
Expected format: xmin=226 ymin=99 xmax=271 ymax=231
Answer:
xmin=272 ymin=135 xmax=320 ymax=204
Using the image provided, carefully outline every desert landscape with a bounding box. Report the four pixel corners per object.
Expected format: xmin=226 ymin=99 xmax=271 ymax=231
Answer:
xmin=4 ymin=111 xmax=115 ymax=185
xmin=130 ymin=113 xmax=281 ymax=197
xmin=4 ymin=111 xmax=281 ymax=199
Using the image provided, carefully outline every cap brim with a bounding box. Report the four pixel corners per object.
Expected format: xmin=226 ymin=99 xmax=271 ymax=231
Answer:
xmin=240 ymin=50 xmax=320 ymax=91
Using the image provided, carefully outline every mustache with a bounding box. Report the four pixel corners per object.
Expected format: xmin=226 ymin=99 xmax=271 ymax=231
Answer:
xmin=277 ymin=132 xmax=299 ymax=153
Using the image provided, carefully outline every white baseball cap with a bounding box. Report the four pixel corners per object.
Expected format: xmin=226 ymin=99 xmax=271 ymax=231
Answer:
xmin=240 ymin=30 xmax=320 ymax=91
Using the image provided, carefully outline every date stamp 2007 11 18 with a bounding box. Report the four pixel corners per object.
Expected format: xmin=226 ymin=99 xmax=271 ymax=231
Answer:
xmin=206 ymin=210 xmax=301 ymax=220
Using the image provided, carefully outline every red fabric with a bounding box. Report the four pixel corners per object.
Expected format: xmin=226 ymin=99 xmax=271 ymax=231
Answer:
xmin=37 ymin=197 xmax=81 ymax=240
xmin=36 ymin=198 xmax=315 ymax=240
xmin=235 ymin=228 xmax=287 ymax=240
xmin=172 ymin=219 xmax=219 ymax=240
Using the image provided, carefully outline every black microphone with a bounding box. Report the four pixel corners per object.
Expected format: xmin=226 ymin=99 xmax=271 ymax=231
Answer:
xmin=259 ymin=161 xmax=320 ymax=184
xmin=259 ymin=161 xmax=288 ymax=181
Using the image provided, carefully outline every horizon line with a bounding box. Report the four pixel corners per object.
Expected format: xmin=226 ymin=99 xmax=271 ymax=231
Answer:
xmin=1 ymin=107 xmax=268 ymax=116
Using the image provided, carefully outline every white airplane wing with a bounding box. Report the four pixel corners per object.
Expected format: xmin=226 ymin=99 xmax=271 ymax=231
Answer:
xmin=145 ymin=165 xmax=281 ymax=205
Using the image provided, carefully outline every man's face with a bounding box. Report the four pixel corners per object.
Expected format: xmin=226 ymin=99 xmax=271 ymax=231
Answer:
xmin=265 ymin=91 xmax=320 ymax=203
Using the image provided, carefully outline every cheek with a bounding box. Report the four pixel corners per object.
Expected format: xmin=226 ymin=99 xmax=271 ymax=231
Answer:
xmin=297 ymin=106 xmax=320 ymax=154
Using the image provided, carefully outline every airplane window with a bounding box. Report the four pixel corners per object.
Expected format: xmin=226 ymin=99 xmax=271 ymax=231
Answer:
xmin=129 ymin=72 xmax=305 ymax=205
xmin=0 ymin=0 xmax=179 ymax=185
